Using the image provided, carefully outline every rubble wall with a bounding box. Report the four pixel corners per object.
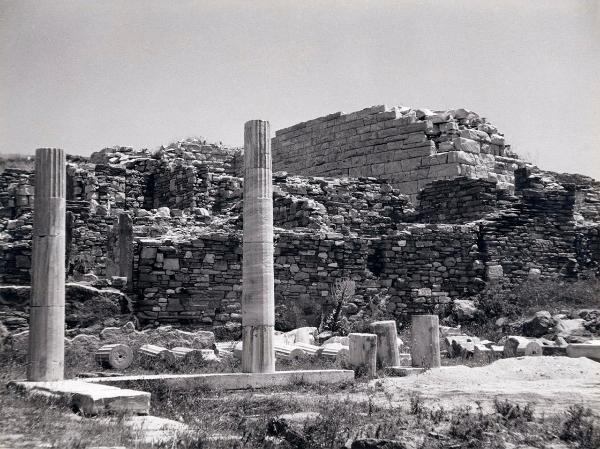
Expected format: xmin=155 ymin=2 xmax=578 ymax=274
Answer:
xmin=272 ymin=105 xmax=522 ymax=201
xmin=417 ymin=177 xmax=516 ymax=224
xmin=0 ymin=202 xmax=118 ymax=284
xmin=133 ymin=226 xmax=479 ymax=327
xmin=0 ymin=168 xmax=34 ymax=219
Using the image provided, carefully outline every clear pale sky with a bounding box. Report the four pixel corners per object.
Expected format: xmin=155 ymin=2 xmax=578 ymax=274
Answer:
xmin=1 ymin=0 xmax=599 ymax=179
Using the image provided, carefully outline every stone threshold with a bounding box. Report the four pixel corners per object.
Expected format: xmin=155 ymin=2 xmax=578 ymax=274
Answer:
xmin=83 ymin=369 xmax=355 ymax=391
xmin=8 ymin=379 xmax=151 ymax=415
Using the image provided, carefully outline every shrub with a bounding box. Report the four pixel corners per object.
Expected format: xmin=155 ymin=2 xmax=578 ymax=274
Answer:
xmin=318 ymin=278 xmax=356 ymax=333
xmin=493 ymin=398 xmax=534 ymax=422
xmin=560 ymin=405 xmax=600 ymax=449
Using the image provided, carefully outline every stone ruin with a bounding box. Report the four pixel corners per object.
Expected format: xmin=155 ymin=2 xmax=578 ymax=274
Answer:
xmin=1 ymin=105 xmax=600 ymax=336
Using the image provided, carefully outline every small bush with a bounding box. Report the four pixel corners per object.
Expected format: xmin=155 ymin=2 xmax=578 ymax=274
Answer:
xmin=493 ymin=398 xmax=534 ymax=422
xmin=560 ymin=405 xmax=600 ymax=449
xmin=318 ymin=278 xmax=356 ymax=333
xmin=449 ymin=403 xmax=500 ymax=443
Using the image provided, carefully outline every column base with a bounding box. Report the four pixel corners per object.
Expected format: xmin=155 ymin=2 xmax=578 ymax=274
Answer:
xmin=242 ymin=325 xmax=275 ymax=373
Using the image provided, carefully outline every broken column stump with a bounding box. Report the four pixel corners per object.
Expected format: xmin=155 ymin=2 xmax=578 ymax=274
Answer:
xmin=139 ymin=344 xmax=176 ymax=366
xmin=370 ymin=320 xmax=400 ymax=368
xmin=171 ymin=347 xmax=219 ymax=363
xmin=274 ymin=344 xmax=305 ymax=361
xmin=95 ymin=344 xmax=134 ymax=370
xmin=349 ymin=333 xmax=377 ymax=378
xmin=318 ymin=343 xmax=350 ymax=362
xmin=410 ymin=315 xmax=441 ymax=369
xmin=503 ymin=336 xmax=543 ymax=357
xmin=28 ymin=148 xmax=66 ymax=381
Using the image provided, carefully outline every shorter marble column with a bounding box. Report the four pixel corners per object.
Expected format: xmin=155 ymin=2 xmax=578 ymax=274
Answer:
xmin=410 ymin=315 xmax=441 ymax=369
xmin=370 ymin=320 xmax=400 ymax=368
xmin=349 ymin=333 xmax=377 ymax=378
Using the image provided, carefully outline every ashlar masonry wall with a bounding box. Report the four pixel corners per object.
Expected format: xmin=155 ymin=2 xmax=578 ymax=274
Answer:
xmin=272 ymin=105 xmax=525 ymax=202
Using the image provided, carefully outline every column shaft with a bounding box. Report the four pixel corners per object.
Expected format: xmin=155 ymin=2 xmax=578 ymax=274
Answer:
xmin=28 ymin=148 xmax=66 ymax=381
xmin=410 ymin=314 xmax=441 ymax=369
xmin=242 ymin=120 xmax=275 ymax=373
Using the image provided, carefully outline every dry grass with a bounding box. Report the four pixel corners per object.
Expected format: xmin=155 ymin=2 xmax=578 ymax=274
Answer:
xmin=1 ymin=345 xmax=598 ymax=448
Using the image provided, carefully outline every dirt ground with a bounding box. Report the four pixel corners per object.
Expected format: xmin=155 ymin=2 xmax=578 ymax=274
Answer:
xmin=373 ymin=356 xmax=600 ymax=413
xmin=1 ymin=355 xmax=598 ymax=448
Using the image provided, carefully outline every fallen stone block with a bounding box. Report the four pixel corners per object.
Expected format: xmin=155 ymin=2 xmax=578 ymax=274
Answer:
xmin=125 ymin=415 xmax=188 ymax=444
xmin=503 ymin=336 xmax=543 ymax=357
xmin=171 ymin=347 xmax=220 ymax=363
xmin=566 ymin=342 xmax=600 ymax=362
xmin=9 ymin=380 xmax=150 ymax=415
xmin=318 ymin=342 xmax=350 ymax=362
xmin=274 ymin=344 xmax=305 ymax=361
xmin=95 ymin=344 xmax=134 ymax=370
xmin=293 ymin=342 xmax=320 ymax=356
xmin=139 ymin=344 xmax=176 ymax=366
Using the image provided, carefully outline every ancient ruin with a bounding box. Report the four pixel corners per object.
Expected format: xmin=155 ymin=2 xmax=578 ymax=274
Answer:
xmin=1 ymin=106 xmax=598 ymax=333
xmin=1 ymin=106 xmax=599 ymax=447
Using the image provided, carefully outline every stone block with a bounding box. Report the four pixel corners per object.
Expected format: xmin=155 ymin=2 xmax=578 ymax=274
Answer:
xmin=163 ymin=259 xmax=180 ymax=271
xmin=9 ymin=380 xmax=150 ymax=415
xmin=486 ymin=264 xmax=504 ymax=280
xmin=453 ymin=137 xmax=480 ymax=154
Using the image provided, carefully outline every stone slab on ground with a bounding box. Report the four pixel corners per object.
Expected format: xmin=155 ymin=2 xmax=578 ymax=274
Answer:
xmin=124 ymin=415 xmax=188 ymax=444
xmin=384 ymin=366 xmax=426 ymax=377
xmin=8 ymin=379 xmax=150 ymax=415
xmin=567 ymin=342 xmax=600 ymax=362
xmin=84 ymin=369 xmax=355 ymax=391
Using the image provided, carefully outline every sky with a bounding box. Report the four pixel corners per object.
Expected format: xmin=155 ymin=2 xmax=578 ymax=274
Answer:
xmin=1 ymin=0 xmax=599 ymax=179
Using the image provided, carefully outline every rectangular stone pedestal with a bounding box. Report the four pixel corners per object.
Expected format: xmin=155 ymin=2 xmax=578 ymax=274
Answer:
xmin=9 ymin=380 xmax=150 ymax=415
xmin=84 ymin=369 xmax=355 ymax=391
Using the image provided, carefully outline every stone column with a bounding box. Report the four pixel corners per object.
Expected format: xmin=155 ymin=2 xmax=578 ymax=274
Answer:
xmin=242 ymin=120 xmax=275 ymax=373
xmin=410 ymin=314 xmax=441 ymax=369
xmin=370 ymin=320 xmax=400 ymax=368
xmin=349 ymin=333 xmax=377 ymax=378
xmin=118 ymin=212 xmax=133 ymax=290
xmin=28 ymin=148 xmax=66 ymax=381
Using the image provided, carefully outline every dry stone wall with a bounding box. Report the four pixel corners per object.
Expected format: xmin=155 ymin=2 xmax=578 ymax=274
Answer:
xmin=0 ymin=168 xmax=34 ymax=219
xmin=417 ymin=177 xmax=517 ymax=224
xmin=133 ymin=226 xmax=477 ymax=327
xmin=272 ymin=105 xmax=525 ymax=202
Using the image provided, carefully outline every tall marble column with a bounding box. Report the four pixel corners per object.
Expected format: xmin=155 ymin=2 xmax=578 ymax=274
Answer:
xmin=242 ymin=120 xmax=275 ymax=373
xmin=28 ymin=148 xmax=66 ymax=381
